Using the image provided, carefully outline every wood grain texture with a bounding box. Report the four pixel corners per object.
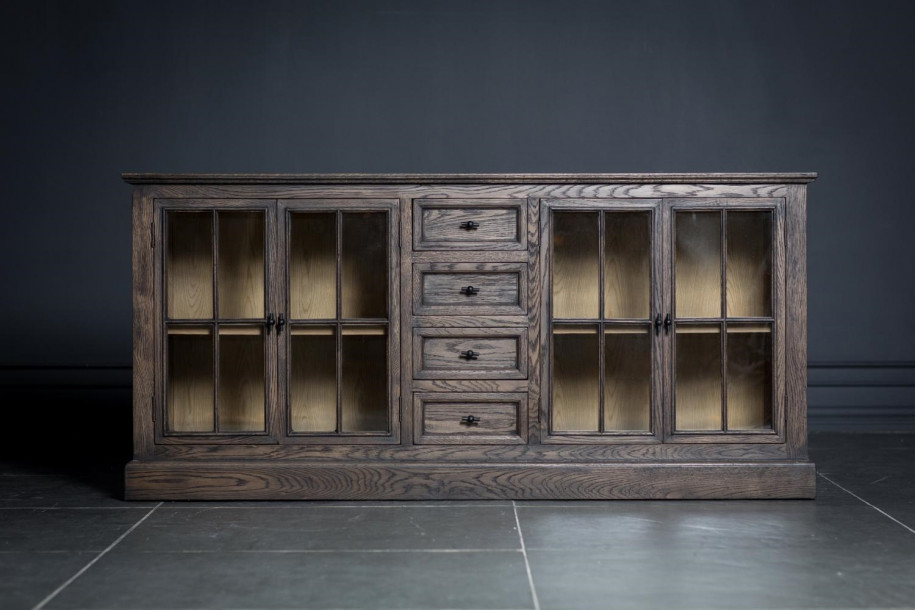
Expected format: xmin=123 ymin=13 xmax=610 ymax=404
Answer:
xmin=133 ymin=187 xmax=155 ymax=457
xmin=167 ymin=332 xmax=214 ymax=432
xmin=125 ymin=461 xmax=816 ymax=500
xmin=411 ymin=315 xmax=528 ymax=328
xmin=414 ymin=393 xmax=526 ymax=445
xmin=552 ymin=211 xmax=599 ymax=319
xmin=674 ymin=210 xmax=721 ymax=318
xmin=341 ymin=331 xmax=388 ymax=432
xmin=217 ymin=211 xmax=265 ymax=319
xmin=218 ymin=330 xmax=265 ymax=432
xmin=786 ymin=184 xmax=809 ymax=458
xmin=289 ymin=212 xmax=336 ymax=319
xmin=527 ymin=197 xmax=543 ymax=444
xmin=413 ymin=262 xmax=527 ymax=316
xmin=413 ymin=327 xmax=527 ymax=380
xmin=552 ymin=326 xmax=599 ymax=432
xmin=604 ymin=211 xmax=652 ymax=319
xmin=674 ymin=328 xmax=722 ymax=431
xmin=342 ymin=212 xmax=388 ymax=318
xmin=726 ymin=211 xmax=772 ymax=318
xmin=166 ymin=212 xmax=213 ymax=319
xmin=411 ymin=379 xmax=529 ymax=393
xmin=727 ymin=329 xmax=772 ymax=430
xmin=414 ymin=199 xmax=527 ymax=251
xmin=604 ymin=329 xmax=651 ymax=431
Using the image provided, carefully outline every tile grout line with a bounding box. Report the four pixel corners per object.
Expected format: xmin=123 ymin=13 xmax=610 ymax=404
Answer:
xmin=31 ymin=501 xmax=163 ymax=610
xmin=512 ymin=500 xmax=541 ymax=610
xmin=818 ymin=473 xmax=915 ymax=535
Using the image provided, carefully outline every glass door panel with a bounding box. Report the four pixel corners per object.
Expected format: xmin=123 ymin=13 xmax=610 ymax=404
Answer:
xmin=218 ymin=212 xmax=265 ymax=319
xmin=342 ymin=213 xmax=388 ymax=319
xmin=552 ymin=212 xmax=599 ymax=319
xmin=341 ymin=326 xmax=388 ymax=432
xmin=166 ymin=327 xmax=214 ymax=433
xmin=726 ymin=212 xmax=772 ymax=318
xmin=675 ymin=212 xmax=721 ymax=318
xmin=674 ymin=325 xmax=722 ymax=431
xmin=552 ymin=325 xmax=599 ymax=432
xmin=727 ymin=324 xmax=773 ymax=430
xmin=604 ymin=327 xmax=651 ymax=432
xmin=217 ymin=326 xmax=266 ymax=432
xmin=289 ymin=326 xmax=336 ymax=432
xmin=604 ymin=212 xmax=651 ymax=319
xmin=167 ymin=212 xmax=213 ymax=319
xmin=290 ymin=213 xmax=336 ymax=319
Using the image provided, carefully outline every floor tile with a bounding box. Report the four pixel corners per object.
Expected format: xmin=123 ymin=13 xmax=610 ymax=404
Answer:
xmin=47 ymin=549 xmax=534 ymax=609
xmin=0 ymin=508 xmax=150 ymax=552
xmin=0 ymin=552 xmax=93 ymax=610
xmin=119 ymin=505 xmax=520 ymax=552
xmin=0 ymin=466 xmax=152 ymax=508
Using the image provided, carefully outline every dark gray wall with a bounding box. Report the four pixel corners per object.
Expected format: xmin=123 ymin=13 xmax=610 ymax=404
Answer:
xmin=2 ymin=0 xmax=913 ymax=438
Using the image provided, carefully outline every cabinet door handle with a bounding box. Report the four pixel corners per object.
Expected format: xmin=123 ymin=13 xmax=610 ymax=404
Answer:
xmin=664 ymin=313 xmax=672 ymax=334
xmin=460 ymin=286 xmax=479 ymax=296
xmin=459 ymin=221 xmax=479 ymax=230
xmin=266 ymin=313 xmax=276 ymax=333
xmin=460 ymin=350 xmax=479 ymax=360
xmin=461 ymin=415 xmax=481 ymax=424
xmin=654 ymin=313 xmax=662 ymax=335
xmin=277 ymin=313 xmax=287 ymax=332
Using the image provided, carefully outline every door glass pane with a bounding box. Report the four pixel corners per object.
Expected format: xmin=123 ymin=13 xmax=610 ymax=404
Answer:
xmin=217 ymin=326 xmax=265 ymax=432
xmin=553 ymin=212 xmax=599 ymax=318
xmin=604 ymin=327 xmax=651 ymax=432
xmin=167 ymin=326 xmax=214 ymax=432
xmin=727 ymin=324 xmax=773 ymax=430
xmin=552 ymin=325 xmax=599 ymax=432
xmin=218 ymin=212 xmax=265 ymax=319
xmin=290 ymin=213 xmax=336 ymax=319
xmin=342 ymin=212 xmax=388 ymax=318
xmin=675 ymin=212 xmax=721 ymax=318
xmin=167 ymin=212 xmax=213 ymax=319
xmin=675 ymin=325 xmax=722 ymax=431
xmin=605 ymin=212 xmax=651 ymax=319
xmin=289 ymin=326 xmax=336 ymax=432
xmin=341 ymin=326 xmax=388 ymax=432
xmin=726 ymin=211 xmax=772 ymax=318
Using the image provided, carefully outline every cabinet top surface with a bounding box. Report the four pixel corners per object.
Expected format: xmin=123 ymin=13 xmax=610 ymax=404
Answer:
xmin=122 ymin=172 xmax=817 ymax=185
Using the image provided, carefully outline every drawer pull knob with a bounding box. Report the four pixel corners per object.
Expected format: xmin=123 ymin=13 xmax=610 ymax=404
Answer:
xmin=460 ymin=350 xmax=479 ymax=360
xmin=461 ymin=415 xmax=481 ymax=424
xmin=460 ymin=286 xmax=479 ymax=296
xmin=459 ymin=221 xmax=479 ymax=230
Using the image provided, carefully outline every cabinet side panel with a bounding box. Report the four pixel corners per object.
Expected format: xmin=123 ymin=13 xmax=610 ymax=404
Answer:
xmin=785 ymin=185 xmax=808 ymax=458
xmin=133 ymin=187 xmax=156 ymax=457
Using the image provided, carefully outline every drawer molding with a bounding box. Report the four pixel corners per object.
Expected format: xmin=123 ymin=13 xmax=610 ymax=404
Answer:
xmin=414 ymin=199 xmax=528 ymax=251
xmin=414 ymin=392 xmax=528 ymax=445
xmin=413 ymin=327 xmax=529 ymax=380
xmin=413 ymin=262 xmax=528 ymax=316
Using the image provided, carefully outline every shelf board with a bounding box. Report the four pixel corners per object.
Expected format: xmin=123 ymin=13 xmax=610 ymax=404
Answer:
xmin=167 ymin=327 xmax=210 ymax=336
xmin=291 ymin=326 xmax=387 ymax=337
xmin=675 ymin=325 xmax=771 ymax=334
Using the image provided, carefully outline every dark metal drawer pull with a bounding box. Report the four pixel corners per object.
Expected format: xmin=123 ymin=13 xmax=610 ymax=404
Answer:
xmin=277 ymin=313 xmax=287 ymax=332
xmin=459 ymin=221 xmax=479 ymax=230
xmin=461 ymin=415 xmax=481 ymax=424
xmin=460 ymin=286 xmax=479 ymax=296
xmin=460 ymin=350 xmax=479 ymax=360
xmin=266 ymin=313 xmax=276 ymax=333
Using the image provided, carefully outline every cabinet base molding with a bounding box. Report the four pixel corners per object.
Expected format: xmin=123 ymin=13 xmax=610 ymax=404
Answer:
xmin=125 ymin=460 xmax=816 ymax=500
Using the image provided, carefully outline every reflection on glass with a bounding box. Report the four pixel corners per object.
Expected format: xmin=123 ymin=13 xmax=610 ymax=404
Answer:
xmin=167 ymin=327 xmax=214 ymax=432
xmin=726 ymin=212 xmax=772 ymax=318
xmin=552 ymin=325 xmax=599 ymax=431
xmin=675 ymin=212 xmax=721 ymax=318
xmin=218 ymin=327 xmax=265 ymax=432
xmin=290 ymin=213 xmax=336 ymax=319
xmin=604 ymin=327 xmax=651 ymax=431
xmin=727 ymin=325 xmax=773 ymax=430
xmin=605 ymin=212 xmax=651 ymax=319
xmin=218 ymin=212 xmax=264 ymax=319
xmin=289 ymin=326 xmax=336 ymax=432
xmin=342 ymin=213 xmax=387 ymax=318
xmin=167 ymin=212 xmax=213 ymax=319
xmin=675 ymin=325 xmax=722 ymax=430
xmin=553 ymin=212 xmax=599 ymax=318
xmin=342 ymin=326 xmax=388 ymax=432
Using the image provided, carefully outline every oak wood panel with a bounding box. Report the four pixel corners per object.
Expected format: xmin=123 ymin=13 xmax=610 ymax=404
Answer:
xmin=413 ymin=262 xmax=527 ymax=316
xmin=552 ymin=211 xmax=599 ymax=319
xmin=604 ymin=212 xmax=652 ymax=319
xmin=414 ymin=392 xmax=526 ymax=445
xmin=411 ymin=250 xmax=529 ymax=263
xmin=166 ymin=211 xmax=213 ymax=319
xmin=217 ymin=211 xmax=265 ymax=319
xmin=786 ymin=184 xmax=809 ymax=459
xmin=527 ymin=198 xmax=543 ymax=444
xmin=341 ymin=331 xmax=388 ymax=432
xmin=674 ymin=210 xmax=721 ymax=318
xmin=413 ymin=327 xmax=527 ymax=380
xmin=125 ymin=461 xmax=816 ymax=500
xmin=342 ymin=212 xmax=388 ymax=318
xmin=411 ymin=379 xmax=529 ymax=393
xmin=551 ymin=326 xmax=599 ymax=432
xmin=604 ymin=329 xmax=651 ymax=431
xmin=674 ymin=328 xmax=722 ymax=431
xmin=166 ymin=331 xmax=214 ymax=432
xmin=727 ymin=329 xmax=772 ymax=430
xmin=411 ymin=315 xmax=528 ymax=328
xmin=218 ymin=330 xmax=266 ymax=432
xmin=414 ymin=199 xmax=527 ymax=251
xmin=289 ymin=212 xmax=336 ymax=319
xmin=133 ymin=187 xmax=155 ymax=457
xmin=726 ymin=211 xmax=772 ymax=318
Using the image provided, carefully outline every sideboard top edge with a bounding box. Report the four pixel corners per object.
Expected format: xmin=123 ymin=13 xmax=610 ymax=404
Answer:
xmin=122 ymin=172 xmax=818 ymax=186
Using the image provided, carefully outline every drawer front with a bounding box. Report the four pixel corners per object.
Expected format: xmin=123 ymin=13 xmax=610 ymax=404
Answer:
xmin=414 ymin=392 xmax=527 ymax=444
xmin=413 ymin=263 xmax=528 ymax=316
xmin=414 ymin=199 xmax=527 ymax=251
xmin=414 ymin=328 xmax=528 ymax=379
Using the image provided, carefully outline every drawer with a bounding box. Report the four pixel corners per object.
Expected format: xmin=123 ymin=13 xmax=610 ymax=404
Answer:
xmin=414 ymin=199 xmax=528 ymax=251
xmin=413 ymin=327 xmax=528 ymax=379
xmin=414 ymin=392 xmax=528 ymax=444
xmin=413 ymin=263 xmax=528 ymax=316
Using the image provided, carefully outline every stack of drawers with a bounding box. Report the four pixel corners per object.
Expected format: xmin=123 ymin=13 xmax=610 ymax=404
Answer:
xmin=410 ymin=198 xmax=531 ymax=445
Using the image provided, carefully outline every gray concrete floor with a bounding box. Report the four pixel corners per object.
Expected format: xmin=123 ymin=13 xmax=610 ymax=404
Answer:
xmin=2 ymin=432 xmax=913 ymax=610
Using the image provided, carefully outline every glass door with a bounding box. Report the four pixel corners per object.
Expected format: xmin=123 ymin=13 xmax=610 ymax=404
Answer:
xmin=161 ymin=204 xmax=275 ymax=440
xmin=547 ymin=202 xmax=659 ymax=441
xmin=281 ymin=201 xmax=398 ymax=442
xmin=669 ymin=201 xmax=783 ymax=439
